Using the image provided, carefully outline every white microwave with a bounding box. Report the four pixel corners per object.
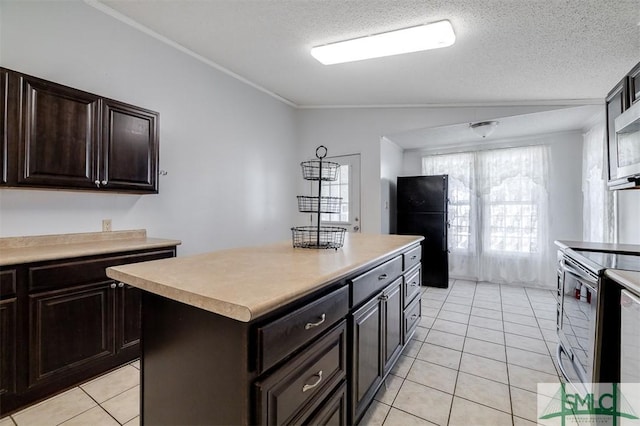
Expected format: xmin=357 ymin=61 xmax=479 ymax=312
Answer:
xmin=609 ymin=100 xmax=640 ymax=189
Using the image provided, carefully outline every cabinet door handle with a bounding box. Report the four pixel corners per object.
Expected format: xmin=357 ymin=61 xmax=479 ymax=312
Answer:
xmin=302 ymin=370 xmax=323 ymax=392
xmin=378 ymin=273 xmax=388 ymax=280
xmin=94 ymin=180 xmax=101 ymax=188
xmin=379 ymin=294 xmax=389 ymax=301
xmin=305 ymin=314 xmax=326 ymax=330
xmin=118 ymin=282 xmax=124 ymax=288
xmin=110 ymin=283 xmax=117 ymax=289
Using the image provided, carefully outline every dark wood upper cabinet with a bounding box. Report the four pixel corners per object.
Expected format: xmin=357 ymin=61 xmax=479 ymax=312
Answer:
xmin=1 ymin=67 xmax=159 ymax=194
xmin=1 ymin=69 xmax=9 ymax=186
xmin=102 ymin=99 xmax=158 ymax=192
xmin=605 ymin=60 xmax=640 ymax=189
xmin=16 ymin=73 xmax=99 ymax=188
xmin=629 ymin=62 xmax=640 ymax=106
xmin=606 ymin=79 xmax=628 ymax=183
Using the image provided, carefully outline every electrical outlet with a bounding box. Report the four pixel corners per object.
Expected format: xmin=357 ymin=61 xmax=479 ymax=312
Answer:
xmin=102 ymin=219 xmax=112 ymax=232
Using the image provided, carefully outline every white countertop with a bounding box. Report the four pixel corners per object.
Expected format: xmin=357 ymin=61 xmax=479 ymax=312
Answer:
xmin=106 ymin=233 xmax=423 ymax=322
xmin=0 ymin=230 xmax=181 ymax=266
xmin=605 ymin=269 xmax=640 ymax=296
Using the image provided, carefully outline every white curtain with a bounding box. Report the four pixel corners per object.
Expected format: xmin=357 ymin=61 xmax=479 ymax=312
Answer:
xmin=583 ymin=123 xmax=616 ymax=242
xmin=422 ymin=153 xmax=478 ymax=280
xmin=423 ymin=145 xmax=550 ymax=286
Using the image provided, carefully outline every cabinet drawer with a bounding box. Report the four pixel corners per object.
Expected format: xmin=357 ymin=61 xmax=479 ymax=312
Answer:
xmin=255 ymin=321 xmax=347 ymax=426
xmin=403 ymin=244 xmax=421 ymax=271
xmin=351 ymin=255 xmax=402 ymax=308
xmin=257 ymin=285 xmax=348 ymax=373
xmin=404 ymin=296 xmax=421 ymax=342
xmin=28 ymin=249 xmax=175 ymax=292
xmin=403 ymin=265 xmax=421 ymax=308
xmin=297 ymin=381 xmax=347 ymax=426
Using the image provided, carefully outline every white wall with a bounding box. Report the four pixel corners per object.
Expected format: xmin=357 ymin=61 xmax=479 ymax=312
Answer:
xmin=618 ymin=191 xmax=640 ymax=244
xmin=296 ymin=106 xmax=581 ymax=234
xmin=379 ymin=137 xmax=403 ymax=234
xmin=0 ymin=1 xmax=298 ymax=255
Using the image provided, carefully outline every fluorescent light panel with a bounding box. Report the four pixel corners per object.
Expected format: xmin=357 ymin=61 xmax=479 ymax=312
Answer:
xmin=311 ymin=20 xmax=455 ymax=65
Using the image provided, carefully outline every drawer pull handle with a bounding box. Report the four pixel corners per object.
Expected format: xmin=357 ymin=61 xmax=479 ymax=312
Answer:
xmin=302 ymin=370 xmax=323 ymax=392
xmin=410 ymin=281 xmax=418 ymax=287
xmin=410 ymin=314 xmax=419 ymax=320
xmin=305 ymin=314 xmax=326 ymax=330
xmin=410 ymin=255 xmax=417 ymax=260
xmin=378 ymin=273 xmax=388 ymax=280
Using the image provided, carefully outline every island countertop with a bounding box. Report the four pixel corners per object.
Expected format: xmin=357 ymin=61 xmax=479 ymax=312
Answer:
xmin=106 ymin=233 xmax=423 ymax=322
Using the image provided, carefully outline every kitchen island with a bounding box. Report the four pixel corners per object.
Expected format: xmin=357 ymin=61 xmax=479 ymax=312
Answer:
xmin=106 ymin=233 xmax=423 ymax=425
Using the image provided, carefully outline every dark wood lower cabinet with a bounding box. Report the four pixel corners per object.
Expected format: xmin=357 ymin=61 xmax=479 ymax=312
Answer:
xmin=0 ymin=298 xmax=17 ymax=398
xmin=117 ymin=283 xmax=142 ymax=353
xmin=302 ymin=382 xmax=347 ymax=426
xmin=382 ymin=279 xmax=403 ymax=375
xmin=126 ymin=243 xmax=422 ymax=426
xmin=0 ymin=246 xmax=176 ymax=416
xmin=29 ymin=282 xmax=115 ymax=388
xmin=351 ymin=295 xmax=383 ymax=421
xmin=350 ymin=277 xmax=404 ymax=423
xmin=0 ymin=268 xmax=18 ymax=402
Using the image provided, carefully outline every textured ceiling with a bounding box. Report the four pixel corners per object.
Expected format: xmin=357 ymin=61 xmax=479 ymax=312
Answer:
xmin=96 ymin=0 xmax=639 ymax=107
xmin=387 ymin=105 xmax=602 ymax=149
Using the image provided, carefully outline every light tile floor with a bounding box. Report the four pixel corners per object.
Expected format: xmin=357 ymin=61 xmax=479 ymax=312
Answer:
xmin=1 ymin=280 xmax=562 ymax=425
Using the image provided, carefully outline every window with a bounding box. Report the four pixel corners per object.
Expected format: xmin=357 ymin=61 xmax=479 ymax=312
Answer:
xmin=479 ymin=147 xmax=545 ymax=255
xmin=422 ymin=145 xmax=549 ymax=284
xmin=321 ymin=164 xmax=349 ymax=223
xmin=422 ymin=152 xmax=475 ymax=252
xmin=316 ymin=154 xmax=361 ymax=232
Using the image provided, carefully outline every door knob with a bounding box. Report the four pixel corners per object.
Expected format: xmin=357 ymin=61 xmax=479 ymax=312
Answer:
xmin=353 ymin=225 xmax=360 ymax=231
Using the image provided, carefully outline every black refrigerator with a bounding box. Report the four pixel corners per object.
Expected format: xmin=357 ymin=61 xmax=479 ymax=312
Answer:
xmin=396 ymin=175 xmax=449 ymax=288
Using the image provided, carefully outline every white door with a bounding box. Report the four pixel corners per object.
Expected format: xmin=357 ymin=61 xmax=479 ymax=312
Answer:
xmin=318 ymin=154 xmax=361 ymax=232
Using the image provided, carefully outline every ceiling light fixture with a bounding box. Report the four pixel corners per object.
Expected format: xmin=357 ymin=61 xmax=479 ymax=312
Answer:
xmin=310 ymin=20 xmax=456 ymax=65
xmin=470 ymin=121 xmax=499 ymax=138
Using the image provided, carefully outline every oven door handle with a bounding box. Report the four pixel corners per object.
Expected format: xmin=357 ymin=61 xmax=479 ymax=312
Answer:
xmin=562 ymin=263 xmax=597 ymax=291
xmin=564 ymin=270 xmax=597 ymax=292
xmin=556 ymin=343 xmax=572 ymax=382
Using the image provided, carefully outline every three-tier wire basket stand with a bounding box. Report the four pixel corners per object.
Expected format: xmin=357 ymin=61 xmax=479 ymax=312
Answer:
xmin=291 ymin=146 xmax=346 ymax=249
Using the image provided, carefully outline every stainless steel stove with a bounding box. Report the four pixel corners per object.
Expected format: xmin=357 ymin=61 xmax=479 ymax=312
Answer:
xmin=569 ymin=249 xmax=640 ymax=273
xmin=556 ymin=247 xmax=640 ymax=390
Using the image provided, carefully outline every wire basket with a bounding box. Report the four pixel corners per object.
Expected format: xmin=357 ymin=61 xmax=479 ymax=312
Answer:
xmin=291 ymin=226 xmax=346 ymax=249
xmin=297 ymin=196 xmax=342 ymax=214
xmin=300 ymin=160 xmax=340 ymax=181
